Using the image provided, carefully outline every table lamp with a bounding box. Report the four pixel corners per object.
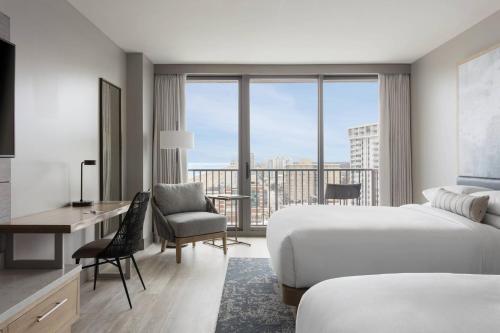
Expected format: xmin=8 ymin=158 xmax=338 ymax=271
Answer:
xmin=72 ymin=159 xmax=96 ymax=207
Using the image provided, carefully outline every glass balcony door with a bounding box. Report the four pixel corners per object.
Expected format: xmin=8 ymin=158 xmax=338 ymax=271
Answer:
xmin=186 ymin=78 xmax=240 ymax=227
xmin=323 ymin=78 xmax=380 ymax=206
xmin=185 ymin=75 xmax=380 ymax=234
xmin=249 ymin=79 xmax=318 ymax=226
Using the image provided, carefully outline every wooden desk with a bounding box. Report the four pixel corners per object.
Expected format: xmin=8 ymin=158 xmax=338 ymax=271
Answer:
xmin=0 ymin=202 xmax=130 ymax=269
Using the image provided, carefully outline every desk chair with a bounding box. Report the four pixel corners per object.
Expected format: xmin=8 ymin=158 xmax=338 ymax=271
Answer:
xmin=72 ymin=191 xmax=150 ymax=309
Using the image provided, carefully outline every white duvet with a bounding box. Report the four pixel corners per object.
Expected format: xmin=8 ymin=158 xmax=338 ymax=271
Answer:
xmin=296 ymin=273 xmax=500 ymax=333
xmin=266 ymin=204 xmax=500 ymax=288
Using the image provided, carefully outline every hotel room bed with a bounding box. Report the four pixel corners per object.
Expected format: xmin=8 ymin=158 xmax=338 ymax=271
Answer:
xmin=296 ymin=273 xmax=500 ymax=333
xmin=267 ymin=203 xmax=500 ymax=305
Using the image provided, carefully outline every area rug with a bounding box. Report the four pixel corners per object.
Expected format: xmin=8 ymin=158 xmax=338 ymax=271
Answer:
xmin=216 ymin=258 xmax=295 ymax=333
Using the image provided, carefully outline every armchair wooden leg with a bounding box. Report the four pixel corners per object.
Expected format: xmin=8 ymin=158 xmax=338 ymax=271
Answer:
xmin=192 ymin=242 xmax=196 ymax=247
xmin=176 ymin=240 xmax=182 ymax=264
xmin=222 ymin=233 xmax=227 ymax=255
xmin=160 ymin=239 xmax=166 ymax=253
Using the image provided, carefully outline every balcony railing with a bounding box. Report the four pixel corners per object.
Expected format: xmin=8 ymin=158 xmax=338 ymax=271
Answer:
xmin=189 ymin=168 xmax=378 ymax=228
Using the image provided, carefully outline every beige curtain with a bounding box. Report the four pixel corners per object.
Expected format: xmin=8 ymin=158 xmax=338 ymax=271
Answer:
xmin=379 ymin=74 xmax=412 ymax=206
xmin=153 ymin=74 xmax=187 ymax=185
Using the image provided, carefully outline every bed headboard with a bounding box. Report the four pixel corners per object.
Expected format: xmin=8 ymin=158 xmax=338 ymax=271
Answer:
xmin=457 ymin=176 xmax=500 ymax=191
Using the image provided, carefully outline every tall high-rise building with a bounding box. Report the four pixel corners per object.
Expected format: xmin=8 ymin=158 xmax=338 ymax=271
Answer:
xmin=348 ymin=123 xmax=379 ymax=169
xmin=348 ymin=123 xmax=379 ymax=205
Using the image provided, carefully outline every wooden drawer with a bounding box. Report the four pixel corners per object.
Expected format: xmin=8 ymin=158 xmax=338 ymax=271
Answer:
xmin=7 ymin=278 xmax=79 ymax=333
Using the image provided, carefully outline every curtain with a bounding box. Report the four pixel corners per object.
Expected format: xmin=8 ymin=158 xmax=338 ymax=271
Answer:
xmin=379 ymin=73 xmax=413 ymax=206
xmin=153 ymin=74 xmax=187 ymax=185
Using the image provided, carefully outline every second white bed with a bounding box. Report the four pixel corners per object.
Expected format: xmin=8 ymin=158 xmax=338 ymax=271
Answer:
xmin=296 ymin=273 xmax=500 ymax=333
xmin=267 ymin=204 xmax=500 ymax=290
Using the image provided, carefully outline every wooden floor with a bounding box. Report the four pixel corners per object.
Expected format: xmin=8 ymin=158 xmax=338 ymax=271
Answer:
xmin=73 ymin=237 xmax=270 ymax=333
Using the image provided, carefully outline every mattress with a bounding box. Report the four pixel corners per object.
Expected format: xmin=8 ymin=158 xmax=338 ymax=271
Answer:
xmin=296 ymin=273 xmax=500 ymax=333
xmin=266 ymin=204 xmax=500 ymax=288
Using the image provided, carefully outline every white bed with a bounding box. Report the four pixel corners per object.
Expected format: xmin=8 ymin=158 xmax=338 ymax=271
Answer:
xmin=267 ymin=204 xmax=500 ymax=294
xmin=296 ymin=273 xmax=500 ymax=333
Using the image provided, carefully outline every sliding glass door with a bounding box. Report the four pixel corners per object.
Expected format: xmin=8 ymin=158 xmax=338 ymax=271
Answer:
xmin=249 ymin=79 xmax=318 ymax=226
xmin=323 ymin=78 xmax=379 ymax=205
xmin=186 ymin=78 xmax=240 ymax=227
xmin=185 ymin=75 xmax=379 ymax=234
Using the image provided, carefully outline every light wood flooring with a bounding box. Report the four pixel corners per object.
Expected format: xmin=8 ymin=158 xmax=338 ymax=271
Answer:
xmin=73 ymin=237 xmax=269 ymax=333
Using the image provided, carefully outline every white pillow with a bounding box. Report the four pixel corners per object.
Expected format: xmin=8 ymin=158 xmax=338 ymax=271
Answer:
xmin=422 ymin=185 xmax=490 ymax=202
xmin=431 ymin=189 xmax=489 ymax=223
xmin=471 ymin=191 xmax=500 ymax=215
xmin=483 ymin=213 xmax=500 ymax=229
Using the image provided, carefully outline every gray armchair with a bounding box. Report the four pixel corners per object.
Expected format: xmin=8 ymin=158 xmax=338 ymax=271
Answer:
xmin=152 ymin=182 xmax=227 ymax=263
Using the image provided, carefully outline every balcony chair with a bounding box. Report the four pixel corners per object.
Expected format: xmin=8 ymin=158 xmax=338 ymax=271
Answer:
xmin=152 ymin=182 xmax=227 ymax=264
xmin=325 ymin=183 xmax=361 ymax=205
xmin=72 ymin=191 xmax=150 ymax=309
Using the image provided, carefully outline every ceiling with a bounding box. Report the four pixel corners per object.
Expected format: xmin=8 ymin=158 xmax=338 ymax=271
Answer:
xmin=68 ymin=0 xmax=500 ymax=64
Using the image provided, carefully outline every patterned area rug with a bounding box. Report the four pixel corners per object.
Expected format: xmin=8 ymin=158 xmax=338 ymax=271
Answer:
xmin=216 ymin=258 xmax=295 ymax=333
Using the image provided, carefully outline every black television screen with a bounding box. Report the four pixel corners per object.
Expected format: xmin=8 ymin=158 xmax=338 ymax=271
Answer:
xmin=0 ymin=38 xmax=14 ymax=157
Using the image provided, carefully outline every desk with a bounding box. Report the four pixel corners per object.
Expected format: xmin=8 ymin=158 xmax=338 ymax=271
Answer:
xmin=0 ymin=202 xmax=130 ymax=269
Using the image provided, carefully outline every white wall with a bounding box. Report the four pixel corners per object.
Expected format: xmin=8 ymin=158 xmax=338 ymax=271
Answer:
xmin=0 ymin=0 xmax=127 ymax=263
xmin=411 ymin=10 xmax=500 ymax=202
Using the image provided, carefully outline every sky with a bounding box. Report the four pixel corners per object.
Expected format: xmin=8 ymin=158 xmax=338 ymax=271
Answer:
xmin=186 ymin=80 xmax=378 ymax=168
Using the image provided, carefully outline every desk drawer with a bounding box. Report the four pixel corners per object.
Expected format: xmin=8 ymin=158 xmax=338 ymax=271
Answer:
xmin=8 ymin=278 xmax=79 ymax=333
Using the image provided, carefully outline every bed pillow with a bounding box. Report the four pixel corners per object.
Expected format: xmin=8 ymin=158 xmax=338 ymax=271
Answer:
xmin=422 ymin=185 xmax=490 ymax=202
xmin=431 ymin=189 xmax=489 ymax=223
xmin=484 ymin=214 xmax=500 ymax=229
xmin=471 ymin=191 xmax=500 ymax=216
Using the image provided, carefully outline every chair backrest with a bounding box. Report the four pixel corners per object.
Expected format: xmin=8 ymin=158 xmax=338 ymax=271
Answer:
xmin=101 ymin=191 xmax=150 ymax=258
xmin=153 ymin=182 xmax=207 ymax=215
xmin=325 ymin=184 xmax=361 ymax=200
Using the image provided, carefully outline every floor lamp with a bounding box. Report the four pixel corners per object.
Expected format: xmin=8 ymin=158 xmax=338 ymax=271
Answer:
xmin=160 ymin=130 xmax=194 ymax=183
xmin=159 ymin=130 xmax=194 ymax=248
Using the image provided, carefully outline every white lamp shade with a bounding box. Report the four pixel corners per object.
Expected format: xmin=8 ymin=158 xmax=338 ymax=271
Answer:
xmin=160 ymin=130 xmax=194 ymax=149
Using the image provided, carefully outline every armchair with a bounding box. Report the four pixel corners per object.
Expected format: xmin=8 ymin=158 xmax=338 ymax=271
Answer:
xmin=152 ymin=182 xmax=227 ymax=263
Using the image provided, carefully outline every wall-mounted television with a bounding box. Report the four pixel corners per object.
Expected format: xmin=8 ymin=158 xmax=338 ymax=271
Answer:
xmin=0 ymin=38 xmax=14 ymax=157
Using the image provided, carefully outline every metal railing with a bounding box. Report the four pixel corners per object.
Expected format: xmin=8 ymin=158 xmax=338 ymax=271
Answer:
xmin=189 ymin=168 xmax=378 ymax=227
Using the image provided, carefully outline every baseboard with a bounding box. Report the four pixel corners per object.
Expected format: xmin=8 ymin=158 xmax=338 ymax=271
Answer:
xmin=143 ymin=235 xmax=154 ymax=248
xmin=0 ymin=251 xmax=4 ymax=269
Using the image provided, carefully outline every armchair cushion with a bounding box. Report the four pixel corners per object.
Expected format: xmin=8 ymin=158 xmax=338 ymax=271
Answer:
xmin=166 ymin=212 xmax=227 ymax=238
xmin=154 ymin=182 xmax=207 ymax=215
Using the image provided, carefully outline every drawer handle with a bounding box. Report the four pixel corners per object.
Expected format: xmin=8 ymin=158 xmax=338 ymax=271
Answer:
xmin=37 ymin=298 xmax=68 ymax=322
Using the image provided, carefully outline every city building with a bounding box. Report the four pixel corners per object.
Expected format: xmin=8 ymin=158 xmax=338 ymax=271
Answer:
xmin=348 ymin=123 xmax=379 ymax=204
xmin=348 ymin=123 xmax=379 ymax=169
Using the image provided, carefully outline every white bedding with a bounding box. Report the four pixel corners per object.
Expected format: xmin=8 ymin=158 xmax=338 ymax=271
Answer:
xmin=266 ymin=204 xmax=500 ymax=288
xmin=296 ymin=273 xmax=500 ymax=333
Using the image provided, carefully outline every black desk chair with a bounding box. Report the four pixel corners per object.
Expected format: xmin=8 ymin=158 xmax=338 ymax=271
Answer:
xmin=72 ymin=191 xmax=150 ymax=309
xmin=325 ymin=184 xmax=361 ymax=205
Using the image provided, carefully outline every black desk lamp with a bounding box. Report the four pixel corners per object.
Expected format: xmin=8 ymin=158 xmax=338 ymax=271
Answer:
xmin=72 ymin=160 xmax=96 ymax=207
